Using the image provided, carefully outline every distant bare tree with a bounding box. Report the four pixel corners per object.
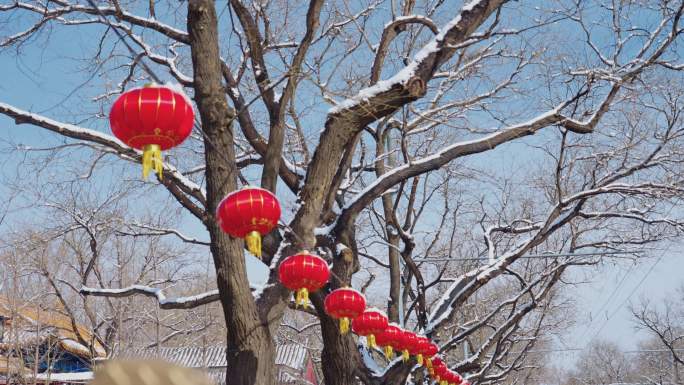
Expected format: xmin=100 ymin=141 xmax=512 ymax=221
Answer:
xmin=563 ymin=340 xmax=638 ymax=385
xmin=632 ymin=287 xmax=684 ymax=385
xmin=0 ymin=182 xmax=224 ymax=355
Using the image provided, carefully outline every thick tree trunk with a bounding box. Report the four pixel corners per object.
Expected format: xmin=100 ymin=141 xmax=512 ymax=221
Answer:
xmin=187 ymin=1 xmax=276 ymax=384
xmin=317 ymin=297 xmax=360 ymax=385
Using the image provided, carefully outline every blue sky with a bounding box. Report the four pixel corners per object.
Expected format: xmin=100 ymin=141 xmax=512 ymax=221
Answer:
xmin=1 ymin=0 xmax=683 ymax=372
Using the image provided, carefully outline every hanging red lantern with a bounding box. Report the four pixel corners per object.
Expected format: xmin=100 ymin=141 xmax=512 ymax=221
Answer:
xmin=432 ymin=358 xmax=448 ymax=384
xmin=398 ymin=330 xmax=419 ymax=362
xmin=110 ymin=84 xmax=194 ymax=179
xmin=430 ymin=357 xmax=449 ymax=382
xmin=278 ymin=251 xmax=329 ymax=308
xmin=451 ymin=372 xmax=463 ymax=385
xmin=375 ymin=323 xmax=403 ymax=359
xmin=216 ymin=187 xmax=281 ymax=257
xmin=444 ymin=371 xmax=456 ymax=385
xmin=423 ymin=341 xmax=439 ymax=368
xmin=324 ymin=288 xmax=366 ymax=334
xmin=351 ymin=308 xmax=388 ymax=348
xmin=411 ymin=336 xmax=431 ymax=366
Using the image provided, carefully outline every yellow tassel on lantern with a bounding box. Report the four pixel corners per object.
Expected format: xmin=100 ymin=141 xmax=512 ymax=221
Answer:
xmin=142 ymin=144 xmax=163 ymax=180
xmin=384 ymin=346 xmax=394 ymax=359
xmin=339 ymin=317 xmax=350 ymax=334
xmin=440 ymin=381 xmax=448 ymax=385
xmin=295 ymin=288 xmax=310 ymax=309
xmin=367 ymin=334 xmax=376 ymax=348
xmin=429 ymin=368 xmax=435 ymax=376
xmin=245 ymin=230 xmax=262 ymax=258
xmin=417 ymin=354 xmax=423 ymax=366
xmin=402 ymin=350 xmax=409 ymax=362
xmin=426 ymin=358 xmax=433 ymax=369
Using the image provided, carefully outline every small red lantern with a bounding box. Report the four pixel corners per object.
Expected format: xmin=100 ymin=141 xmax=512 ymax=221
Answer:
xmin=324 ymin=288 xmax=366 ymax=334
xmin=216 ymin=187 xmax=281 ymax=257
xmin=351 ymin=308 xmax=388 ymax=348
xmin=110 ymin=84 xmax=194 ymax=179
xmin=412 ymin=336 xmax=431 ymax=366
xmin=432 ymin=357 xmax=447 ymax=382
xmin=278 ymin=251 xmax=329 ymax=308
xmin=398 ymin=330 xmax=419 ymax=362
xmin=443 ymin=371 xmax=456 ymax=385
xmin=423 ymin=341 xmax=439 ymax=368
xmin=375 ymin=323 xmax=403 ymax=359
xmin=451 ymin=373 xmax=463 ymax=385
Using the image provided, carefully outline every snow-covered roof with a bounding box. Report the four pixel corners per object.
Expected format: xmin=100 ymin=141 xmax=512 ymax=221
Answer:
xmin=115 ymin=343 xmax=309 ymax=370
xmin=34 ymin=371 xmax=93 ymax=383
xmin=0 ymin=297 xmax=106 ymax=358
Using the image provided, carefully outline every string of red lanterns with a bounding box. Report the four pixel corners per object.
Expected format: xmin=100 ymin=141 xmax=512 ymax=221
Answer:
xmin=109 ymin=93 xmax=468 ymax=382
xmin=211 ymin=188 xmax=468 ymax=382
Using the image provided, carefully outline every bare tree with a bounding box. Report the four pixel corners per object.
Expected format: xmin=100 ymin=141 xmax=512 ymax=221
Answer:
xmin=632 ymin=287 xmax=684 ymax=385
xmin=2 ymin=1 xmax=684 ymax=384
xmin=562 ymin=340 xmax=638 ymax=385
xmin=0 ymin=179 xmax=225 ymax=355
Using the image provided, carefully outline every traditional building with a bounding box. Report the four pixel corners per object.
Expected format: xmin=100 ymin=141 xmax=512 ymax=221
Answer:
xmin=116 ymin=344 xmax=320 ymax=385
xmin=0 ymin=297 xmax=105 ymax=384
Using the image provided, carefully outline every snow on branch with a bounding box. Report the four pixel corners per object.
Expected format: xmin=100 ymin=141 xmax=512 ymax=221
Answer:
xmin=0 ymin=102 xmax=207 ymax=218
xmin=80 ymin=285 xmax=220 ymax=310
xmin=338 ymin=107 xmax=566 ymax=228
xmin=328 ymin=0 xmax=504 ymax=115
xmin=116 ymin=222 xmax=211 ymax=246
xmin=1 ymin=1 xmax=189 ymax=43
xmin=333 ymin=2 xmax=684 ymax=232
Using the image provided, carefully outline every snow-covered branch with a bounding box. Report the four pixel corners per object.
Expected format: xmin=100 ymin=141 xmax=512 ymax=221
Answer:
xmin=1 ymin=1 xmax=189 ymax=43
xmin=80 ymin=285 xmax=220 ymax=310
xmin=0 ymin=102 xmax=207 ymax=220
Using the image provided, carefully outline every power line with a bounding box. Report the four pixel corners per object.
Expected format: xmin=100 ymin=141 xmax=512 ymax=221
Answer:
xmin=500 ymin=347 xmax=684 ymax=354
xmin=413 ymin=251 xmax=641 ymax=262
xmin=584 ymin=253 xmax=664 ymax=347
xmin=576 ymin=262 xmax=636 ymax=342
xmin=577 ymin=204 xmax=677 ymax=354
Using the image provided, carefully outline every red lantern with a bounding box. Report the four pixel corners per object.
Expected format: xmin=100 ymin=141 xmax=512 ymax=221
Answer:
xmin=451 ymin=373 xmax=463 ymax=385
xmin=435 ymin=365 xmax=449 ymax=385
xmin=398 ymin=330 xmax=419 ymax=362
xmin=375 ymin=323 xmax=403 ymax=359
xmin=110 ymin=84 xmax=194 ymax=179
xmin=351 ymin=308 xmax=388 ymax=348
xmin=278 ymin=251 xmax=330 ymax=308
xmin=432 ymin=358 xmax=448 ymax=383
xmin=423 ymin=341 xmax=439 ymax=368
xmin=324 ymin=288 xmax=366 ymax=334
xmin=412 ymin=336 xmax=431 ymax=366
xmin=444 ymin=371 xmax=456 ymax=385
xmin=216 ymin=187 xmax=281 ymax=257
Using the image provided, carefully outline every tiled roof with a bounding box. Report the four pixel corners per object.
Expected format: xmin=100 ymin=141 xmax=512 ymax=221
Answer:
xmin=117 ymin=343 xmax=309 ymax=371
xmin=204 ymin=368 xmax=314 ymax=385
